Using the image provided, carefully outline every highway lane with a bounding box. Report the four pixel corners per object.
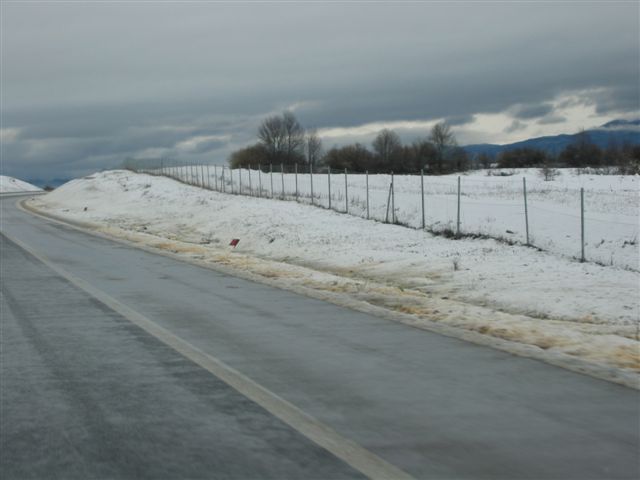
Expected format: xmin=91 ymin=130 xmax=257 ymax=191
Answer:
xmin=1 ymin=195 xmax=639 ymax=479
xmin=1 ymin=233 xmax=365 ymax=479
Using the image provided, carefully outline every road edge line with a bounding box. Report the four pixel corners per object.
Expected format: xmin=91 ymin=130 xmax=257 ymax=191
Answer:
xmin=16 ymin=197 xmax=640 ymax=391
xmin=1 ymin=231 xmax=415 ymax=480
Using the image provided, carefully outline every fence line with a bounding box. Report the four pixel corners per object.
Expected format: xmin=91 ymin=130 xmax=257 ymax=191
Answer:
xmin=126 ymin=159 xmax=639 ymax=269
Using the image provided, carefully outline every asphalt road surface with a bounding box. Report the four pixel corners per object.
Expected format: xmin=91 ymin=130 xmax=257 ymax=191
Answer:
xmin=1 ymin=195 xmax=638 ymax=479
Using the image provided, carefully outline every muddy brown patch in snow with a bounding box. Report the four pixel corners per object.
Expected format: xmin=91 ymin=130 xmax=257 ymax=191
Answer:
xmin=88 ymin=227 xmax=640 ymax=374
xmin=27 ymin=173 xmax=640 ymax=381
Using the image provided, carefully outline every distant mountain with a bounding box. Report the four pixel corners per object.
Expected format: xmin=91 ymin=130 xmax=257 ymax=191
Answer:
xmin=600 ymin=118 xmax=640 ymax=128
xmin=25 ymin=177 xmax=72 ymax=189
xmin=464 ymin=119 xmax=640 ymax=157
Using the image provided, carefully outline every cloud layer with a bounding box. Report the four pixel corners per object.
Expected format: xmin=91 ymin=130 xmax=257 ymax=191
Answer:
xmin=2 ymin=2 xmax=638 ymax=183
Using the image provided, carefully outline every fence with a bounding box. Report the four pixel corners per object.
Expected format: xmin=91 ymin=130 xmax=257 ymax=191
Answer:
xmin=126 ymin=159 xmax=639 ymax=271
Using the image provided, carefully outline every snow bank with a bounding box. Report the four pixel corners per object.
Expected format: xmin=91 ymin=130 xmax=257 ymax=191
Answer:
xmin=144 ymin=166 xmax=640 ymax=270
xmin=0 ymin=175 xmax=41 ymax=193
xmin=30 ymin=170 xmax=640 ymax=376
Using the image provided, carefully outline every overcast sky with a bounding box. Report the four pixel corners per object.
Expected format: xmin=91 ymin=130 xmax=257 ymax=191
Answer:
xmin=2 ymin=1 xmax=639 ymax=183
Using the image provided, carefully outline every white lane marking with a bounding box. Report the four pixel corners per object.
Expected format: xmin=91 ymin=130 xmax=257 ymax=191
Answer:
xmin=18 ymin=198 xmax=640 ymax=392
xmin=2 ymin=231 xmax=415 ymax=480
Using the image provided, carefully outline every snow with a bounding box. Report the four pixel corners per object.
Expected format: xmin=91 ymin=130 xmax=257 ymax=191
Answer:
xmin=29 ymin=169 xmax=640 ymax=379
xmin=146 ymin=165 xmax=639 ymax=270
xmin=0 ymin=175 xmax=41 ymax=193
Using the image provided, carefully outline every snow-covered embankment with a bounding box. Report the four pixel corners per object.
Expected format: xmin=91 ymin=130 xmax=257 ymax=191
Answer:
xmin=27 ymin=170 xmax=640 ymax=380
xmin=1 ymin=175 xmax=41 ymax=193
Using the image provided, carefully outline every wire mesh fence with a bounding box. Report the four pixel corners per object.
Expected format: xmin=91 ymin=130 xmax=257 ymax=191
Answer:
xmin=124 ymin=159 xmax=639 ymax=270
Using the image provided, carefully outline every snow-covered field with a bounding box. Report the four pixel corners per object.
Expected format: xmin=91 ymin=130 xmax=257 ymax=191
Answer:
xmin=0 ymin=175 xmax=41 ymax=193
xmin=147 ymin=165 xmax=639 ymax=270
xmin=28 ymin=170 xmax=639 ymax=381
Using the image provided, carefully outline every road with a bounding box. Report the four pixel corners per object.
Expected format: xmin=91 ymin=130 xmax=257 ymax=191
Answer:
xmin=1 ymin=195 xmax=638 ymax=479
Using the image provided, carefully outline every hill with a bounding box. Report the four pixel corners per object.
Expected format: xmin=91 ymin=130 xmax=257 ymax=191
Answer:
xmin=464 ymin=119 xmax=640 ymax=157
xmin=0 ymin=175 xmax=42 ymax=193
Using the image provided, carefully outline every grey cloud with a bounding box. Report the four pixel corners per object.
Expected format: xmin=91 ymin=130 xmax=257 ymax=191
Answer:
xmin=178 ymin=138 xmax=229 ymax=155
xmin=2 ymin=2 xmax=638 ymax=184
xmin=505 ymin=120 xmax=527 ymax=133
xmin=538 ymin=115 xmax=567 ymax=125
xmin=446 ymin=114 xmax=476 ymax=126
xmin=593 ymin=85 xmax=640 ymax=115
xmin=511 ymin=103 xmax=554 ymax=119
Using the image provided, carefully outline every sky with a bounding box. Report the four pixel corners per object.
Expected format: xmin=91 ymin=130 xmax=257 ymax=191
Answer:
xmin=1 ymin=1 xmax=639 ymax=184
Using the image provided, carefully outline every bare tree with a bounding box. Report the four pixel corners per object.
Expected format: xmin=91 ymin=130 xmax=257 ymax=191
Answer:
xmin=282 ymin=111 xmax=305 ymax=160
xmin=258 ymin=115 xmax=286 ymax=158
xmin=539 ymin=161 xmax=560 ymax=181
xmin=478 ymin=153 xmax=493 ymax=169
xmin=324 ymin=143 xmax=374 ymax=171
xmin=430 ymin=122 xmax=457 ymax=173
xmin=228 ymin=143 xmax=269 ymax=169
xmin=305 ymin=129 xmax=322 ymax=168
xmin=372 ymin=129 xmax=401 ymax=169
xmin=257 ymin=111 xmax=306 ymax=165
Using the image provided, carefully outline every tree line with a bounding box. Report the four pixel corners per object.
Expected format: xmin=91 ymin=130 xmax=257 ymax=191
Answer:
xmin=491 ymin=130 xmax=639 ymax=174
xmin=229 ymin=112 xmax=639 ymax=175
xmin=229 ymin=112 xmax=469 ymax=174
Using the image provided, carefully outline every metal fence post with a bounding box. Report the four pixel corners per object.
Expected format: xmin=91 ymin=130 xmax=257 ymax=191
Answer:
xmin=344 ymin=168 xmax=349 ymax=213
xmin=523 ymin=177 xmax=530 ymax=245
xmin=281 ymin=163 xmax=285 ymax=199
xmin=366 ymin=170 xmax=369 ymax=219
xmin=328 ymin=167 xmax=332 ymax=210
xmin=258 ymin=164 xmax=262 ymax=198
xmin=391 ymin=171 xmax=395 ymax=223
xmin=385 ymin=182 xmax=392 ymax=223
xmin=581 ymin=187 xmax=585 ymax=262
xmin=214 ymin=165 xmax=218 ymax=191
xmin=222 ymin=166 xmax=226 ymax=193
xmin=310 ymin=164 xmax=314 ymax=205
xmin=206 ymin=164 xmax=211 ymax=190
xmin=295 ymin=164 xmax=298 ymax=202
xmin=200 ymin=164 xmax=205 ymax=188
xmin=248 ymin=165 xmax=253 ymax=196
xmin=421 ymin=169 xmax=425 ymax=229
xmin=270 ymin=164 xmax=274 ymax=198
xmin=456 ymin=176 xmax=461 ymax=238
